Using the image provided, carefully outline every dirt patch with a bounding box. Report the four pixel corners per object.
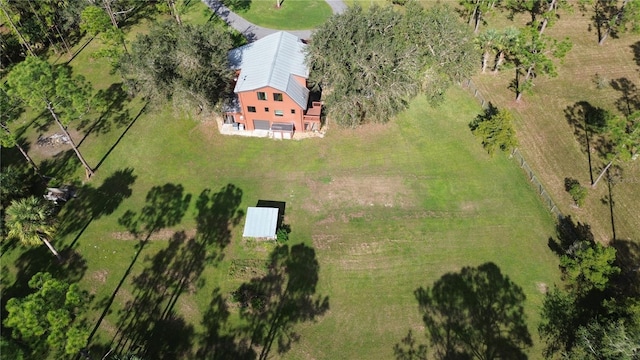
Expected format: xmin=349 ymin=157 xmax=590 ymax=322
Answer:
xmin=178 ymin=297 xmax=201 ymax=321
xmin=32 ymin=129 xmax=84 ymax=158
xmin=110 ymin=228 xmax=196 ymax=241
xmin=536 ymin=282 xmax=548 ymax=294
xmin=303 ymin=175 xmax=414 ymax=213
xmin=88 ymin=269 xmax=109 ymax=294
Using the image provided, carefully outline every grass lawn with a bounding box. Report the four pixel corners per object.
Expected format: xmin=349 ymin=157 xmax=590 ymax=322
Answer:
xmin=469 ymin=10 xmax=640 ymax=245
xmin=232 ymin=0 xmax=333 ymax=30
xmin=1 ymin=3 xmax=571 ymax=359
xmin=2 ymin=81 xmax=560 ymax=358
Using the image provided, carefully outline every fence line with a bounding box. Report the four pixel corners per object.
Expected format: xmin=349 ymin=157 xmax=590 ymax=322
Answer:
xmin=461 ymin=79 xmax=564 ymax=220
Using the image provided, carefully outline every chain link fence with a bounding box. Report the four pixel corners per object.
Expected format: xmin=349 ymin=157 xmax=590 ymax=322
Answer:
xmin=461 ymin=79 xmax=564 ymax=220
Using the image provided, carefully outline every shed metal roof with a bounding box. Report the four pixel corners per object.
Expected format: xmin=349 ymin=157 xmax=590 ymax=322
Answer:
xmin=243 ymin=207 xmax=279 ymax=239
xmin=228 ymin=32 xmax=310 ymax=109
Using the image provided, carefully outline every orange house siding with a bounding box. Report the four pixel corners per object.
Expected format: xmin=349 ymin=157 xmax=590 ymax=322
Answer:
xmin=236 ymin=86 xmax=304 ymax=131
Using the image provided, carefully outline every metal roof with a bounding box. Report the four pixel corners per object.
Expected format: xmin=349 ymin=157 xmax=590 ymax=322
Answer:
xmin=228 ymin=31 xmax=310 ymax=109
xmin=242 ymin=207 xmax=279 ymax=239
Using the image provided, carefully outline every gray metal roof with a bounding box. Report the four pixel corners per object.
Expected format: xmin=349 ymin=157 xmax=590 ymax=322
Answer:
xmin=229 ymin=31 xmax=310 ymax=109
xmin=242 ymin=207 xmax=279 ymax=239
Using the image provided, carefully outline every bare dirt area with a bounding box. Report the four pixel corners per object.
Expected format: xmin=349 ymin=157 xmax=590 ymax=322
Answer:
xmin=302 ymin=175 xmax=416 ymax=213
xmin=110 ymin=228 xmax=197 ymax=241
xmin=30 ymin=129 xmax=77 ymax=158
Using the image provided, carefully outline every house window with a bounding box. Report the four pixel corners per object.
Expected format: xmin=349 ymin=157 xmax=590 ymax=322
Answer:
xmin=248 ymin=106 xmax=256 ymax=113
xmin=274 ymin=110 xmax=284 ymax=117
xmin=273 ymin=93 xmax=283 ymax=101
xmin=264 ymin=107 xmax=269 ymax=112
xmin=290 ymin=109 xmax=296 ymax=114
xmin=257 ymin=92 xmax=267 ymax=101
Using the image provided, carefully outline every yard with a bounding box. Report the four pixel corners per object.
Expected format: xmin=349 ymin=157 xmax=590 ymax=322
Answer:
xmin=0 ymin=2 xmax=600 ymax=359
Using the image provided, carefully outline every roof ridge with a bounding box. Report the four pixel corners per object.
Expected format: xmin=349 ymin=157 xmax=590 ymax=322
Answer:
xmin=265 ymin=32 xmax=285 ymax=88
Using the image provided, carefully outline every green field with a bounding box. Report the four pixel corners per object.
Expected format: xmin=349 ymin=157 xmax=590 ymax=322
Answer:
xmin=2 ymin=81 xmax=561 ymax=358
xmin=0 ymin=2 xmax=587 ymax=359
xmin=231 ymin=0 xmax=333 ymax=30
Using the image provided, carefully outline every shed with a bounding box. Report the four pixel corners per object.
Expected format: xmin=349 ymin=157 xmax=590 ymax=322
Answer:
xmin=242 ymin=207 xmax=279 ymax=239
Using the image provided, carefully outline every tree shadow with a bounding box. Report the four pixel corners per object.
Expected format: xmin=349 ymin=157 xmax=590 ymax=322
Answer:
xmin=564 ymin=101 xmax=609 ymax=184
xmin=393 ymin=330 xmax=428 ymax=360
xmin=632 ymin=41 xmax=640 ymax=70
xmin=610 ymin=238 xmax=640 ymax=297
xmin=58 ymin=168 xmax=137 ymax=248
xmin=198 ymin=288 xmax=256 ymax=359
xmin=610 ymin=77 xmax=640 ymax=117
xmin=77 ymin=83 xmax=132 ymax=147
xmin=414 ymin=262 xmax=532 ymax=360
xmin=86 ymin=183 xmax=192 ymax=351
xmin=38 ymin=149 xmax=80 ymax=183
xmin=94 ymin=102 xmax=147 ymax=172
xmin=547 ymin=215 xmax=595 ymax=257
xmin=234 ymin=243 xmax=329 ymax=360
xmin=103 ymin=184 xmax=244 ymax=358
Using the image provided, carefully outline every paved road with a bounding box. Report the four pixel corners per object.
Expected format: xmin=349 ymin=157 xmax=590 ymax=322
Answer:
xmin=202 ymin=0 xmax=347 ymax=40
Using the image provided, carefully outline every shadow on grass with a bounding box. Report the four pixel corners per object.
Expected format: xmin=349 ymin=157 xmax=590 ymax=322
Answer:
xmin=393 ymin=330 xmax=428 ymax=360
xmin=564 ymin=101 xmax=609 ymax=184
xmin=59 ymin=168 xmax=137 ymax=248
xmin=632 ymin=41 xmax=640 ymax=70
xmin=547 ymin=215 xmax=595 ymax=257
xmin=95 ymin=184 xmax=244 ymax=359
xmin=94 ymin=102 xmax=147 ymax=172
xmin=610 ymin=77 xmax=640 ymax=117
xmin=86 ymin=183 xmax=192 ymax=352
xmin=233 ymin=243 xmax=329 ymax=360
xmin=611 ymin=238 xmax=640 ymax=297
xmin=411 ymin=262 xmax=531 ymax=360
xmin=77 ymin=83 xmax=133 ymax=147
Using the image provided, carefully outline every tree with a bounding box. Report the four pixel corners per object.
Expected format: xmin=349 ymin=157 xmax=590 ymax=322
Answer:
xmin=470 ymin=104 xmax=518 ymax=156
xmin=6 ymin=56 xmax=95 ymax=178
xmin=511 ymin=25 xmax=572 ymax=101
xmin=414 ymin=262 xmax=532 ymax=360
xmin=491 ymin=27 xmax=520 ymax=73
xmin=504 ymin=0 xmax=572 ymax=35
xmin=564 ymin=178 xmax=588 ymax=207
xmin=413 ymin=3 xmax=477 ymax=99
xmin=592 ymin=110 xmax=640 ymax=187
xmin=307 ymin=5 xmax=422 ymax=127
xmin=476 ymin=28 xmax=500 ymax=73
xmin=581 ymin=0 xmax=640 ymax=45
xmin=568 ymin=320 xmax=640 ymax=359
xmin=4 ymin=272 xmax=90 ymax=356
xmin=0 ymin=87 xmax=44 ymax=180
xmin=0 ymin=166 xmax=28 ymax=209
xmin=538 ymin=286 xmax=580 ymax=357
xmin=118 ymin=21 xmax=233 ymax=114
xmin=460 ymin=0 xmax=501 ymax=33
xmin=80 ymin=5 xmax=112 ymax=37
xmin=560 ymin=241 xmax=620 ymax=295
xmin=4 ymin=196 xmax=61 ymax=260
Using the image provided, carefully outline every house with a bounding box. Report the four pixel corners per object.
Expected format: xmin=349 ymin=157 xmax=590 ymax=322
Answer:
xmin=224 ymin=31 xmax=322 ymax=138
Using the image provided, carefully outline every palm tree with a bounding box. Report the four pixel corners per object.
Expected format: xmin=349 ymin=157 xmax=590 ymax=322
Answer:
xmin=5 ymin=196 xmax=61 ymax=260
xmin=476 ymin=29 xmax=500 ymax=73
xmin=492 ymin=27 xmax=520 ymax=74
